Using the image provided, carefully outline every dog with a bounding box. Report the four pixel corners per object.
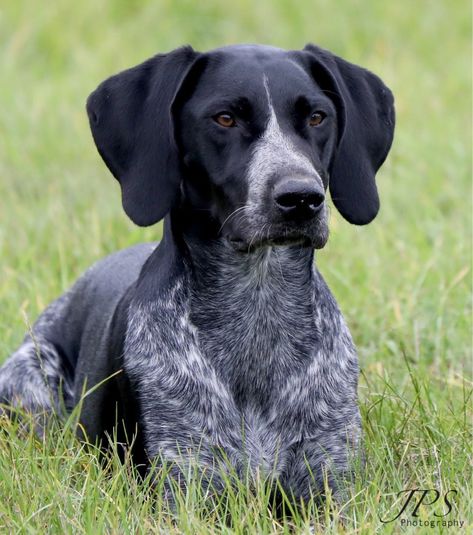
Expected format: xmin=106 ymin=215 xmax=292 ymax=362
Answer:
xmin=0 ymin=43 xmax=394 ymax=503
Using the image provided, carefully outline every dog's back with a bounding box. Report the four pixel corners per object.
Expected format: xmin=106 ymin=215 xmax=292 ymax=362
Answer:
xmin=0 ymin=243 xmax=155 ymax=422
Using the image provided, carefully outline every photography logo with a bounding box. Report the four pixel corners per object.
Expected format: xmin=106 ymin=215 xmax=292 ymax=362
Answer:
xmin=380 ymin=489 xmax=465 ymax=529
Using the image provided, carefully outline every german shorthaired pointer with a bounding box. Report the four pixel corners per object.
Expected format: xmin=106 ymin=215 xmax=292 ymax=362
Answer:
xmin=0 ymin=44 xmax=395 ymax=503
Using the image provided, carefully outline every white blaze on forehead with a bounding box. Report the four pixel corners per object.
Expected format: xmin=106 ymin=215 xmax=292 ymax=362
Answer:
xmin=246 ymin=75 xmax=322 ymax=205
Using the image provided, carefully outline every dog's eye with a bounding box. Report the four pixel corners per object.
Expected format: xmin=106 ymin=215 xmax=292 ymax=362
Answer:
xmin=309 ymin=111 xmax=326 ymax=127
xmin=213 ymin=113 xmax=236 ymax=128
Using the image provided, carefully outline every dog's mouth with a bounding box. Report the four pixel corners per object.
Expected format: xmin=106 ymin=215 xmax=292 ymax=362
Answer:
xmin=228 ymin=229 xmax=327 ymax=252
xmin=229 ymin=235 xmax=310 ymax=252
xmin=223 ymin=206 xmax=329 ymax=253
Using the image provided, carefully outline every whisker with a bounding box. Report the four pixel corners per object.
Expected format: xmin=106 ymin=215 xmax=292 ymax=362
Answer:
xmin=247 ymin=224 xmax=265 ymax=253
xmin=274 ymin=244 xmax=287 ymax=285
xmin=320 ymin=88 xmax=342 ymax=99
xmin=329 ymin=196 xmax=350 ymax=202
xmin=190 ymin=207 xmax=213 ymax=213
xmin=218 ymin=206 xmax=247 ymax=234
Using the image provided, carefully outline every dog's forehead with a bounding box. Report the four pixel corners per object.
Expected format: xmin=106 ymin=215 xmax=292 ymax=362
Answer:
xmin=196 ymin=46 xmax=317 ymax=103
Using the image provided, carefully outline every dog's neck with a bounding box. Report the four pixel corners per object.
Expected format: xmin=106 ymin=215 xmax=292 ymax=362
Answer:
xmin=169 ymin=208 xmax=316 ymax=297
xmin=186 ymin=237 xmax=315 ymax=296
xmin=167 ymin=215 xmax=318 ymax=406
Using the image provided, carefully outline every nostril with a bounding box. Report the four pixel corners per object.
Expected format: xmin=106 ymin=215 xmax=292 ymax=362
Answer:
xmin=303 ymin=191 xmax=325 ymax=209
xmin=308 ymin=191 xmax=325 ymax=209
xmin=274 ymin=186 xmax=325 ymax=213
xmin=276 ymin=191 xmax=304 ymax=209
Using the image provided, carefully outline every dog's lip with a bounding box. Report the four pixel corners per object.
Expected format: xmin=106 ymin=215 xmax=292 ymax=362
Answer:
xmin=267 ymin=235 xmax=310 ymax=246
xmin=227 ymin=234 xmax=310 ymax=252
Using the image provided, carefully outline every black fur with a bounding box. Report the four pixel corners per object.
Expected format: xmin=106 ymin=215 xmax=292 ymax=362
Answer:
xmin=1 ymin=43 xmax=395 ymax=504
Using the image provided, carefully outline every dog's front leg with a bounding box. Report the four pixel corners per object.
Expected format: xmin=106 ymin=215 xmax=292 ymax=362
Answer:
xmin=124 ymin=288 xmax=245 ymax=497
xmin=281 ymin=424 xmax=362 ymax=505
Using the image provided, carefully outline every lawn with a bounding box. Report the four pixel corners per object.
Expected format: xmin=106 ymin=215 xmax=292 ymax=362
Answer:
xmin=0 ymin=0 xmax=471 ymax=533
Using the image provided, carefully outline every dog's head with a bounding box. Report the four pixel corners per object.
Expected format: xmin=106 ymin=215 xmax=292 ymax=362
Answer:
xmin=87 ymin=44 xmax=395 ymax=250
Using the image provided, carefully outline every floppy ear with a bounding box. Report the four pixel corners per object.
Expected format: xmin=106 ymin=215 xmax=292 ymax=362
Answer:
xmin=303 ymin=44 xmax=395 ymax=225
xmin=86 ymin=46 xmax=199 ymax=226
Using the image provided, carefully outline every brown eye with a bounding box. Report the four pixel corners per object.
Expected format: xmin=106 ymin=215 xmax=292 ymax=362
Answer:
xmin=309 ymin=111 xmax=326 ymax=127
xmin=214 ymin=113 xmax=236 ymax=128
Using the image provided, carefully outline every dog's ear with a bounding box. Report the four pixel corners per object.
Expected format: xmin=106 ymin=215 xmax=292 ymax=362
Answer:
xmin=302 ymin=44 xmax=395 ymax=225
xmin=86 ymin=46 xmax=199 ymax=226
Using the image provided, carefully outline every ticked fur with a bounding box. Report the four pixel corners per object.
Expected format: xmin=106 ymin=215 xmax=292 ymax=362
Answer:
xmin=124 ymin=241 xmax=360 ymax=498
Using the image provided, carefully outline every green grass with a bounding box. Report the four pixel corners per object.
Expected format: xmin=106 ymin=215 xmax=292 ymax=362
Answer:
xmin=0 ymin=0 xmax=471 ymax=532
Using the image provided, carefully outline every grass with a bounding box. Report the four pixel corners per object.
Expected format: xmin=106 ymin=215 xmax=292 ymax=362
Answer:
xmin=0 ymin=0 xmax=471 ymax=532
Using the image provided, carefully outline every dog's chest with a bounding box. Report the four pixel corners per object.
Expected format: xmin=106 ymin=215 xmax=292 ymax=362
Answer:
xmin=125 ymin=248 xmax=359 ymax=469
xmin=189 ymin=249 xmax=318 ymax=407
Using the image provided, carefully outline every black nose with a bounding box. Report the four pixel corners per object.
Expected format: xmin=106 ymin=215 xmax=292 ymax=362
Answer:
xmin=273 ymin=179 xmax=325 ymax=219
